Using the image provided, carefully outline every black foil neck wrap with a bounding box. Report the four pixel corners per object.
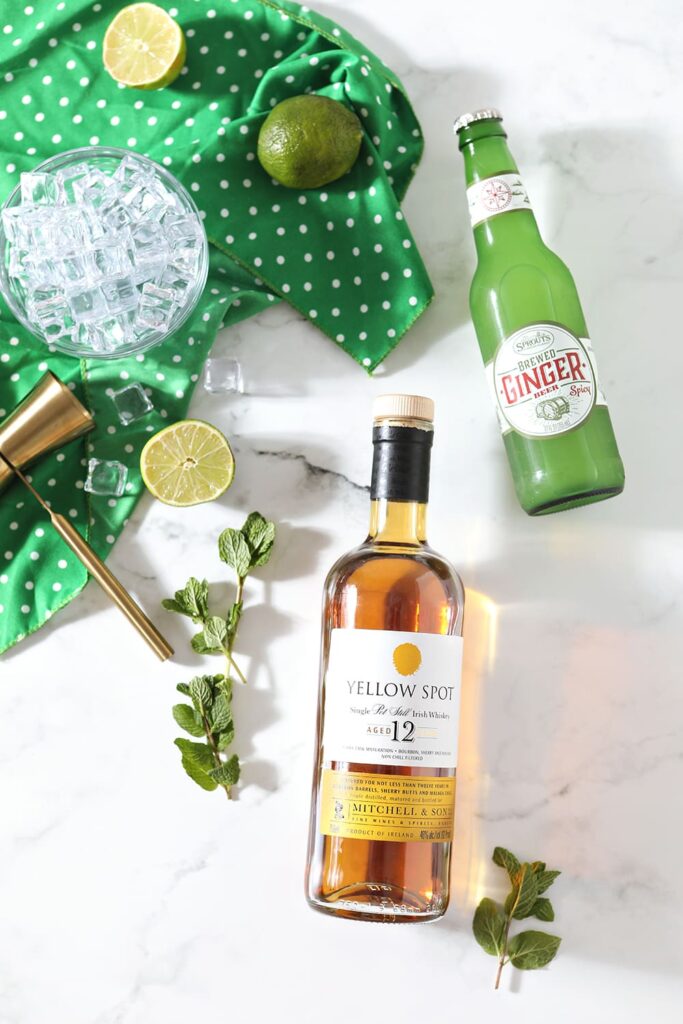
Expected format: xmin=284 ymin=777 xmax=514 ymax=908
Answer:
xmin=370 ymin=424 xmax=433 ymax=503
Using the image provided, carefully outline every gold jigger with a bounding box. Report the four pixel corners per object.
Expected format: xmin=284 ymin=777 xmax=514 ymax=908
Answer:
xmin=0 ymin=371 xmax=94 ymax=492
xmin=0 ymin=371 xmax=173 ymax=662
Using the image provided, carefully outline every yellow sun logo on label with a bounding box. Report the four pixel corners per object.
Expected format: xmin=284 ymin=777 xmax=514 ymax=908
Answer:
xmin=393 ymin=642 xmax=422 ymax=676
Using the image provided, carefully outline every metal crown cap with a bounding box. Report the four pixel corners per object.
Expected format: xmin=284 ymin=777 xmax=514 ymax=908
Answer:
xmin=453 ymin=108 xmax=503 ymax=134
xmin=372 ymin=394 xmax=434 ymax=423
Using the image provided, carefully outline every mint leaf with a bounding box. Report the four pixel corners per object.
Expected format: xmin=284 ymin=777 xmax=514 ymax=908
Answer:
xmin=210 ymin=692 xmax=232 ymax=733
xmin=506 ymin=864 xmax=539 ymax=919
xmin=241 ymin=512 xmax=275 ymax=568
xmin=164 ymin=577 xmax=209 ymax=622
xmin=472 ymin=898 xmax=506 ymax=957
xmin=208 ymin=754 xmax=240 ymax=786
xmin=216 ymin=723 xmax=235 ymax=751
xmin=535 ymin=869 xmax=561 ymax=894
xmin=203 ymin=616 xmax=228 ymax=650
xmin=507 ymin=930 xmax=561 ymax=970
xmin=189 ymin=675 xmax=213 ymax=711
xmin=216 ymin=676 xmax=232 ymax=702
xmin=191 ymin=631 xmax=221 ymax=655
xmin=493 ymin=846 xmax=521 ymax=879
xmin=172 ymin=703 xmax=205 ymax=738
xmin=174 ymin=738 xmax=218 ymax=792
xmin=530 ymin=898 xmax=555 ymax=922
xmin=218 ymin=528 xmax=251 ymax=578
xmin=176 ymin=682 xmax=191 ymax=696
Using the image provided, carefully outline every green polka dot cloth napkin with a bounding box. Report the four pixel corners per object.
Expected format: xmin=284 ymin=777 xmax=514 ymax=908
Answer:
xmin=0 ymin=0 xmax=433 ymax=655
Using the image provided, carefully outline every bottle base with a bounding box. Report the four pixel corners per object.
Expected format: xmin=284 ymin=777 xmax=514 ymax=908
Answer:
xmin=306 ymin=883 xmax=447 ymax=924
xmin=526 ymin=483 xmax=624 ymax=516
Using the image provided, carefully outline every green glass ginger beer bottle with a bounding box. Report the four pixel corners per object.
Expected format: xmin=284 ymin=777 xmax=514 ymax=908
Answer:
xmin=455 ymin=109 xmax=625 ymax=515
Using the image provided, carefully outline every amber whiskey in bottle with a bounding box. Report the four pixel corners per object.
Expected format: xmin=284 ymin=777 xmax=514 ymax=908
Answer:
xmin=305 ymin=394 xmax=465 ymax=923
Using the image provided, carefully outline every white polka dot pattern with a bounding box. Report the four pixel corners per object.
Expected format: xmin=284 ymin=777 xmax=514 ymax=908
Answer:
xmin=0 ymin=0 xmax=431 ymax=654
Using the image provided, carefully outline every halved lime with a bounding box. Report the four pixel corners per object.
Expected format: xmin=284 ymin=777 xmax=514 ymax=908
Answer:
xmin=140 ymin=420 xmax=235 ymax=507
xmin=103 ymin=3 xmax=186 ymax=90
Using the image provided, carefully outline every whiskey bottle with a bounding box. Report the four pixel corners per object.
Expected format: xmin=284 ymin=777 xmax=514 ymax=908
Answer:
xmin=305 ymin=394 xmax=465 ymax=923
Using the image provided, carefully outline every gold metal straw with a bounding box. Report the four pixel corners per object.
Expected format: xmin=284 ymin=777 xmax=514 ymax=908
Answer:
xmin=0 ymin=454 xmax=173 ymax=662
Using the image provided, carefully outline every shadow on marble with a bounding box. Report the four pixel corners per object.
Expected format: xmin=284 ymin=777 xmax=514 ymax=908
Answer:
xmin=537 ymin=126 xmax=682 ymax=531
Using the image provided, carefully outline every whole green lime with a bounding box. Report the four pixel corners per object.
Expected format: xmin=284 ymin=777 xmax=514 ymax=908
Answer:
xmin=257 ymin=95 xmax=363 ymax=190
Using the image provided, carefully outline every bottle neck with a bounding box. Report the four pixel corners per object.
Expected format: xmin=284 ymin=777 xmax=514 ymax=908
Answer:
xmin=458 ymin=119 xmax=541 ymax=254
xmin=368 ymin=421 xmax=432 ymax=545
xmin=368 ymin=499 xmax=427 ymax=544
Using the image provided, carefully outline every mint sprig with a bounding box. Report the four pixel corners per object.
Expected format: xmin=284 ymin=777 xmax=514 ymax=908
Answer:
xmin=163 ymin=512 xmax=275 ymax=799
xmin=473 ymin=846 xmax=561 ymax=988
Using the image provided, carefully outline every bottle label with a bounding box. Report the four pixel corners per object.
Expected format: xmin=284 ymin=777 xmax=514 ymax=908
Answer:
xmin=322 ymin=628 xmax=463 ymax=769
xmin=484 ymin=323 xmax=607 ymax=437
xmin=319 ymin=769 xmax=456 ymax=843
xmin=467 ymin=172 xmax=532 ymax=227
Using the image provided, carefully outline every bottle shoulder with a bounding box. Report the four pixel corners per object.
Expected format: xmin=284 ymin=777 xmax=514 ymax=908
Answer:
xmin=324 ymin=540 xmax=465 ymax=611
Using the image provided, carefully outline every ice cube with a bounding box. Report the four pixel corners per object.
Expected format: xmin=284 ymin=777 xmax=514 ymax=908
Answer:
xmin=114 ymin=154 xmax=141 ymax=187
xmin=203 ymin=357 xmax=244 ymax=395
xmin=71 ymin=319 xmax=117 ymax=354
xmin=20 ymin=171 xmax=60 ymax=206
xmin=67 ymin=284 xmax=106 ymax=322
xmin=73 ymin=169 xmax=115 ymax=208
xmin=100 ymin=274 xmax=138 ymax=314
xmin=59 ymin=251 xmax=96 ymax=285
xmin=136 ymin=282 xmax=176 ymax=331
xmin=56 ymin=162 xmax=92 ymax=203
xmin=77 ymin=204 xmax=108 ymax=244
xmin=157 ymin=260 xmax=194 ymax=301
xmin=8 ymin=247 xmax=30 ymax=279
xmin=84 ymin=458 xmax=128 ymax=497
xmin=2 ymin=205 xmax=40 ymax=248
xmin=163 ymin=214 xmax=201 ymax=245
xmin=122 ymin=182 xmax=165 ymax=222
xmin=132 ymin=259 xmax=165 ymax=287
xmin=91 ymin=238 xmax=133 ymax=278
xmin=130 ymin=221 xmax=169 ymax=265
xmin=30 ymin=293 xmax=71 ymax=339
xmin=100 ymin=197 xmax=133 ymax=232
xmin=24 ymin=252 xmax=61 ymax=286
xmin=111 ymin=382 xmax=154 ymax=425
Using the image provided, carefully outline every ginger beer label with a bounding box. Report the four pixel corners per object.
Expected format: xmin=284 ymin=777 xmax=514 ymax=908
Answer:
xmin=485 ymin=323 xmax=606 ymax=438
xmin=319 ymin=769 xmax=456 ymax=842
xmin=322 ymin=628 xmax=463 ymax=769
xmin=466 ymin=172 xmax=531 ymax=227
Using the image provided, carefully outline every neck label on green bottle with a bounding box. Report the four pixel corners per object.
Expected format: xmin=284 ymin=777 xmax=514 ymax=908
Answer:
xmin=467 ymin=172 xmax=531 ymax=227
xmin=485 ymin=323 xmax=606 ymax=438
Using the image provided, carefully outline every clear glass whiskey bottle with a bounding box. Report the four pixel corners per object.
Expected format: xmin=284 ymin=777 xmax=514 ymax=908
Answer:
xmin=305 ymin=395 xmax=465 ymax=923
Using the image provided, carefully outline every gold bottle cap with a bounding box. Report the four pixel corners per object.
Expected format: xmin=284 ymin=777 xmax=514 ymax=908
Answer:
xmin=372 ymin=394 xmax=434 ymax=423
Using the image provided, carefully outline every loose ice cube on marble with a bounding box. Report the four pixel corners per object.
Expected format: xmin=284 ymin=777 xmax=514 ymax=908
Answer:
xmin=203 ymin=357 xmax=244 ymax=395
xmin=84 ymin=458 xmax=128 ymax=497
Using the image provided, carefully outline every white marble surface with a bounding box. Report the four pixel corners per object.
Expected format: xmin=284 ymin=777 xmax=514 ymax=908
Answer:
xmin=2 ymin=1 xmax=683 ymax=1020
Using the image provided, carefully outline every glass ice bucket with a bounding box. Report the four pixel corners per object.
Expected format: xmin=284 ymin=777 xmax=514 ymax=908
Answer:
xmin=0 ymin=146 xmax=209 ymax=360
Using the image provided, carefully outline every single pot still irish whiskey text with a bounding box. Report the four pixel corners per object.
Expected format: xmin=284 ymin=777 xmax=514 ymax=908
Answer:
xmin=305 ymin=395 xmax=465 ymax=923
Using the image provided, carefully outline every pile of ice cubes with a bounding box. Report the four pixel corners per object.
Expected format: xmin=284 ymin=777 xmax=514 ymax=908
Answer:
xmin=2 ymin=153 xmax=205 ymax=355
